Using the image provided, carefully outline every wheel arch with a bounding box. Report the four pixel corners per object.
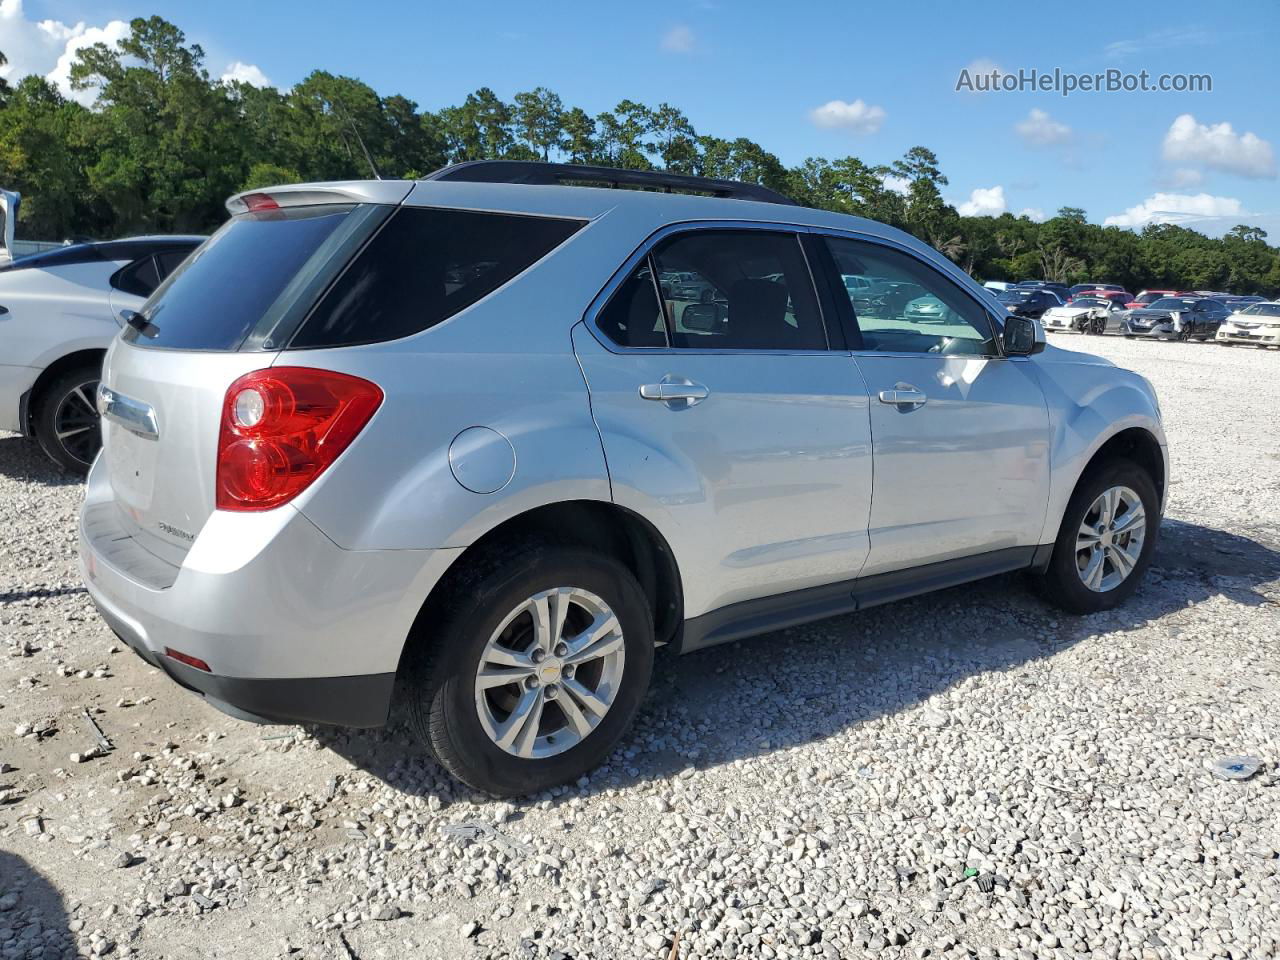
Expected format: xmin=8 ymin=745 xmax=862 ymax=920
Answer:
xmin=1078 ymin=426 xmax=1166 ymax=507
xmin=19 ymin=348 xmax=106 ymax=435
xmin=397 ymin=499 xmax=685 ymax=680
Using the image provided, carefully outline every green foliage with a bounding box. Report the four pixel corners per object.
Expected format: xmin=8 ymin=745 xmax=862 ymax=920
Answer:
xmin=1 ymin=21 xmax=1277 ymax=295
xmin=239 ymin=162 xmax=302 ymax=192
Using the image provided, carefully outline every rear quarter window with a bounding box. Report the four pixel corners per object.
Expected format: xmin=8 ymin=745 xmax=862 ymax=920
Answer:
xmin=289 ymin=207 xmax=585 ymax=349
xmin=110 ymin=256 xmax=162 ymax=298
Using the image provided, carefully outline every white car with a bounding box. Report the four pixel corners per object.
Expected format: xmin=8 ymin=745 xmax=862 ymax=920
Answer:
xmin=1216 ymin=301 xmax=1280 ymax=348
xmin=0 ymin=236 xmax=203 ymax=471
xmin=1042 ymin=296 xmax=1123 ymax=335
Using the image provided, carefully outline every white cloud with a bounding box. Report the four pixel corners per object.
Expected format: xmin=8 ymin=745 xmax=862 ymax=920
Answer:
xmin=809 ymin=98 xmax=886 ymax=134
xmin=1103 ymin=192 xmax=1247 ymax=228
xmin=957 ymin=185 xmax=1006 ymax=217
xmin=880 ymin=173 xmax=910 ymax=196
xmin=956 ymin=58 xmax=1005 ymax=94
xmin=1018 ymin=207 xmax=1046 ymax=222
xmin=660 ymin=24 xmax=695 ymax=54
xmin=0 ymin=0 xmax=128 ymax=105
xmin=46 ymin=20 xmax=129 ymax=105
xmin=1105 ymin=27 xmax=1212 ymax=59
xmin=220 ymin=61 xmax=271 ymax=87
xmin=1161 ymin=114 xmax=1276 ymax=179
xmin=1015 ymin=108 xmax=1071 ymax=147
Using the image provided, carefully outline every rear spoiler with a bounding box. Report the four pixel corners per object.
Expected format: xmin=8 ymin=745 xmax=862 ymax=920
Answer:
xmin=225 ymin=180 xmax=414 ymax=215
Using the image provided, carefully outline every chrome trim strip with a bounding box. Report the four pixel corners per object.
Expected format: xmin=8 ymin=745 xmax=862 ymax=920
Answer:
xmin=96 ymin=384 xmax=159 ymax=440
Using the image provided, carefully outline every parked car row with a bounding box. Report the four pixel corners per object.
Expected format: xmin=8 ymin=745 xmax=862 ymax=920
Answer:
xmin=1040 ymin=293 xmax=1280 ymax=345
xmin=981 ymin=277 xmax=1277 ymax=348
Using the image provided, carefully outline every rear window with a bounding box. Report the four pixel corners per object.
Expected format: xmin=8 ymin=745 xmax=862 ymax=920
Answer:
xmin=124 ymin=206 xmax=362 ymax=351
xmin=289 ymin=207 xmax=584 ymax=349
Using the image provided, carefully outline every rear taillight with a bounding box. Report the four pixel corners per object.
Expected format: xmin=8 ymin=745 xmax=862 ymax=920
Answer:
xmin=216 ymin=367 xmax=383 ymax=511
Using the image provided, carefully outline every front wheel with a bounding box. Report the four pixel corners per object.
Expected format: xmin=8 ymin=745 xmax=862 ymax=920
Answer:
xmin=404 ymin=543 xmax=654 ymax=796
xmin=32 ymin=363 xmax=102 ymax=475
xmin=1037 ymin=460 xmax=1159 ymax=614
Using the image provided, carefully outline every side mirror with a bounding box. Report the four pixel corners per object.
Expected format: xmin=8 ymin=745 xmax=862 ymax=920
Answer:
xmin=681 ymin=302 xmax=719 ymax=333
xmin=1003 ymin=314 xmax=1045 ymax=356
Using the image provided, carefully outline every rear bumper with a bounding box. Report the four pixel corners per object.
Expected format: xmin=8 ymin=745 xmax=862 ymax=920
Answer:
xmin=78 ymin=456 xmax=461 ymax=727
xmin=98 ymin=601 xmax=395 ymax=726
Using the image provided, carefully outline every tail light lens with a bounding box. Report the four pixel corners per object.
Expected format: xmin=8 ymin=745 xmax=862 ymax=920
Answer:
xmin=216 ymin=367 xmax=383 ymax=511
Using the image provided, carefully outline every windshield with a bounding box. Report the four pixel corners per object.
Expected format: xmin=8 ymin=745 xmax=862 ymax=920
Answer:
xmin=999 ymin=290 xmax=1035 ymax=302
xmin=1072 ymin=298 xmax=1107 ymax=307
xmin=1147 ymin=297 xmax=1198 ymax=310
xmin=1241 ymin=303 xmax=1280 ymax=317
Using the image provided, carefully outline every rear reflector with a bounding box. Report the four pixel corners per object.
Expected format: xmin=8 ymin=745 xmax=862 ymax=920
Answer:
xmin=165 ymin=647 xmax=212 ymax=672
xmin=216 ymin=367 xmax=383 ymax=511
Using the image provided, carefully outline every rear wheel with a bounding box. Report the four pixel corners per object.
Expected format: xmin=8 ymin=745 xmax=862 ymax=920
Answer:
xmin=32 ymin=363 xmax=102 ymax=475
xmin=404 ymin=543 xmax=654 ymax=796
xmin=1037 ymin=460 xmax=1159 ymax=614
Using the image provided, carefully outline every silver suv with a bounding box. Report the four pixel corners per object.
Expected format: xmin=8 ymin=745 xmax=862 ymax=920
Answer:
xmin=79 ymin=162 xmax=1167 ymax=795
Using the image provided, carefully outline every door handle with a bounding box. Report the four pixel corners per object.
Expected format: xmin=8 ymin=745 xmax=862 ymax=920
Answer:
xmin=878 ymin=386 xmax=927 ymax=407
xmin=639 ymin=376 xmax=709 ymax=408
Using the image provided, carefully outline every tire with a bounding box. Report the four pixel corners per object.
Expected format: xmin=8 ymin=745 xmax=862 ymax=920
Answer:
xmin=404 ymin=542 xmax=654 ymax=796
xmin=1037 ymin=459 xmax=1159 ymax=615
xmin=32 ymin=363 xmax=102 ymax=475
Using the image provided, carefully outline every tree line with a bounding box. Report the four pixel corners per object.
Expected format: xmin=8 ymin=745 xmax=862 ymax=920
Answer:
xmin=1 ymin=16 xmax=1277 ymax=295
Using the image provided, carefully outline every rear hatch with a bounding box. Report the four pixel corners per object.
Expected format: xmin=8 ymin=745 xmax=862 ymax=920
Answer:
xmin=100 ymin=182 xmax=410 ymax=565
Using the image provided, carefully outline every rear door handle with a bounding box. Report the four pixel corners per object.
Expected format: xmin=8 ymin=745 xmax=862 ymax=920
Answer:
xmin=878 ymin=386 xmax=927 ymax=408
xmin=639 ymin=376 xmax=709 ymax=408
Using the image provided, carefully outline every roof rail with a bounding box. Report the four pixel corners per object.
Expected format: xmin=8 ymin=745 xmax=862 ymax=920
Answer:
xmin=421 ymin=160 xmax=798 ymax=206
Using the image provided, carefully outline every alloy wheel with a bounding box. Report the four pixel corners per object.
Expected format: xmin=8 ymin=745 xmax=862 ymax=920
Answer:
xmin=1075 ymin=485 xmax=1146 ymax=592
xmin=52 ymin=378 xmax=101 ymax=468
xmin=475 ymin=587 xmax=626 ymax=759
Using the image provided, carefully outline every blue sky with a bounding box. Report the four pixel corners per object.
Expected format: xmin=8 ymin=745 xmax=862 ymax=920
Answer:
xmin=6 ymin=0 xmax=1279 ymax=236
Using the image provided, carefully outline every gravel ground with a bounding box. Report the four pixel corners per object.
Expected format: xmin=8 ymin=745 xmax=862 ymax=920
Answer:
xmin=2 ymin=335 xmax=1279 ymax=960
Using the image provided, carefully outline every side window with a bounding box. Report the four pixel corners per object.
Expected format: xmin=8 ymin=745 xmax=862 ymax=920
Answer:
xmin=823 ymin=237 xmax=996 ymax=355
xmin=596 ymin=261 xmax=667 ymax=348
xmin=110 ymin=255 xmax=161 ymax=298
xmin=650 ymin=230 xmax=826 ymax=351
xmin=292 ymin=207 xmax=584 ymax=349
xmin=155 ymin=249 xmax=192 ymax=281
